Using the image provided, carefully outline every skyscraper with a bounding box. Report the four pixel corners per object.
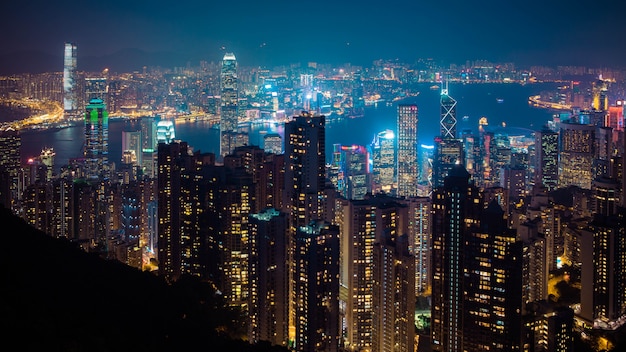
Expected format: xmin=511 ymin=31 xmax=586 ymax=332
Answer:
xmin=294 ymin=220 xmax=340 ymax=352
xmin=534 ymin=127 xmax=559 ymax=192
xmin=338 ymin=145 xmax=369 ymax=200
xmin=440 ymin=82 xmax=457 ymax=139
xmin=431 ymin=164 xmax=523 ymax=351
xmin=283 ymin=111 xmax=327 ymax=343
xmin=370 ymin=129 xmax=395 ymax=195
xmin=63 ymin=43 xmax=78 ymax=118
xmin=220 ymin=52 xmax=239 ymax=157
xmin=559 ymin=122 xmax=595 ymax=189
xmin=84 ymin=98 xmax=109 ymax=180
xmin=0 ymin=129 xmax=21 ymax=210
xmin=397 ymin=104 xmax=418 ymax=197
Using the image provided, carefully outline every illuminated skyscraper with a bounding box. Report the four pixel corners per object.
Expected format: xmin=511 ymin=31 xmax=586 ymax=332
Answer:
xmin=84 ymin=98 xmax=109 ymax=180
xmin=432 ymin=137 xmax=464 ymax=189
xmin=220 ymin=52 xmax=239 ymax=157
xmin=559 ymin=122 xmax=595 ymax=189
xmin=294 ymin=220 xmax=340 ymax=352
xmin=283 ymin=112 xmax=327 ymax=343
xmin=440 ymin=82 xmax=457 ymax=139
xmin=431 ymin=165 xmax=522 ymax=351
xmin=248 ymin=208 xmax=289 ymax=346
xmin=534 ymin=128 xmax=559 ymax=192
xmin=156 ymin=120 xmax=176 ymax=144
xmin=397 ymin=104 xmax=418 ymax=197
xmin=338 ymin=145 xmax=369 ymax=200
xmin=63 ymin=43 xmax=78 ymax=118
xmin=85 ymin=76 xmax=107 ymax=105
xmin=283 ymin=112 xmax=327 ymax=230
xmin=0 ymin=129 xmax=21 ymax=210
xmin=338 ymin=193 xmax=414 ymax=351
xmin=370 ymin=129 xmax=395 ymax=194
xmin=372 ymin=232 xmax=415 ymax=352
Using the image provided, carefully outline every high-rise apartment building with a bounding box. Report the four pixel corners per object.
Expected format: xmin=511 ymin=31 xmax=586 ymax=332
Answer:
xmin=397 ymin=104 xmax=418 ymax=197
xmin=283 ymin=111 xmax=328 ymax=343
xmin=220 ymin=52 xmax=239 ymax=157
xmin=248 ymin=208 xmax=289 ymax=347
xmin=372 ymin=232 xmax=415 ymax=352
xmin=339 ymin=193 xmax=415 ymax=351
xmin=294 ymin=220 xmax=340 ymax=352
xmin=431 ymin=164 xmax=522 ymax=351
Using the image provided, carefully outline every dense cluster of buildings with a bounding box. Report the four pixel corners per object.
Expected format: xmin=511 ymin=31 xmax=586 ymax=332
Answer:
xmin=0 ymin=43 xmax=625 ymax=351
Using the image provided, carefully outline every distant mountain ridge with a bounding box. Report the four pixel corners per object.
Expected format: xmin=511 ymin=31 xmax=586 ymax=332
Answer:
xmin=0 ymin=48 xmax=213 ymax=75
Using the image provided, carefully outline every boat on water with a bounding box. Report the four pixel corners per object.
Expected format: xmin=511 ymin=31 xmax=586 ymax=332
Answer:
xmin=430 ymin=85 xmax=439 ymax=90
xmin=497 ymin=98 xmax=504 ymax=103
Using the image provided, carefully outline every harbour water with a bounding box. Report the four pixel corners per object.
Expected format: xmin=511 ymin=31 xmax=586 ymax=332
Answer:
xmin=20 ymin=82 xmax=559 ymax=174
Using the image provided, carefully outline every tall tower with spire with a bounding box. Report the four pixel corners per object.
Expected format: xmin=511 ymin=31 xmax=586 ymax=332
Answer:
xmin=440 ymin=81 xmax=457 ymax=139
xmin=220 ymin=52 xmax=239 ymax=157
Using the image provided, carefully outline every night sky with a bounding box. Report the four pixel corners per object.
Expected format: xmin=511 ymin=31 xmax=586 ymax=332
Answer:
xmin=1 ymin=0 xmax=625 ymax=68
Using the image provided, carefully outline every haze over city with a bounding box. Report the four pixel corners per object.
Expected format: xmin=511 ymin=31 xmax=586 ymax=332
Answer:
xmin=2 ymin=0 xmax=626 ymax=73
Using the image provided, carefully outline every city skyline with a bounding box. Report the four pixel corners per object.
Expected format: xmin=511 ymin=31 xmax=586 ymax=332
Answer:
xmin=1 ymin=0 xmax=626 ymax=74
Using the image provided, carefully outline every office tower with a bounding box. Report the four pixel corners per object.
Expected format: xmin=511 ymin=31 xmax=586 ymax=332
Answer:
xmin=370 ymin=129 xmax=395 ymax=195
xmin=418 ymin=143 xmax=434 ymax=188
xmin=397 ymin=104 xmax=418 ymax=197
xmin=140 ymin=117 xmax=158 ymax=178
xmin=338 ymin=145 xmax=369 ymax=200
xmin=431 ymin=164 xmax=522 ymax=351
xmin=248 ymin=208 xmax=289 ymax=347
xmin=156 ymin=120 xmax=176 ymax=144
xmin=84 ymin=98 xmax=109 ymax=180
xmin=488 ymin=132 xmax=512 ymax=186
xmin=263 ymin=133 xmax=282 ymax=154
xmin=85 ymin=76 xmax=107 ymax=105
xmin=579 ymin=210 xmax=626 ymax=329
xmin=221 ymin=131 xmax=249 ymax=158
xmin=220 ymin=52 xmax=238 ymax=157
xmin=399 ymin=196 xmax=432 ymax=294
xmin=294 ymin=221 xmax=340 ymax=352
xmin=122 ymin=129 xmax=142 ymax=167
xmin=283 ymin=112 xmax=327 ymax=342
xmin=461 ymin=130 xmax=478 ymax=177
xmin=0 ymin=129 xmax=21 ymax=210
xmin=372 ymin=232 xmax=415 ymax=352
xmin=594 ymin=126 xmax=613 ymax=179
xmin=440 ymin=82 xmax=457 ymax=139
xmin=592 ymin=79 xmax=609 ymax=112
xmin=432 ymin=137 xmax=464 ymax=190
xmin=63 ymin=42 xmax=78 ymax=118
xmin=559 ymin=122 xmax=595 ymax=189
xmin=534 ymin=128 xmax=559 ymax=192
xmin=339 ymin=194 xmax=410 ymax=350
